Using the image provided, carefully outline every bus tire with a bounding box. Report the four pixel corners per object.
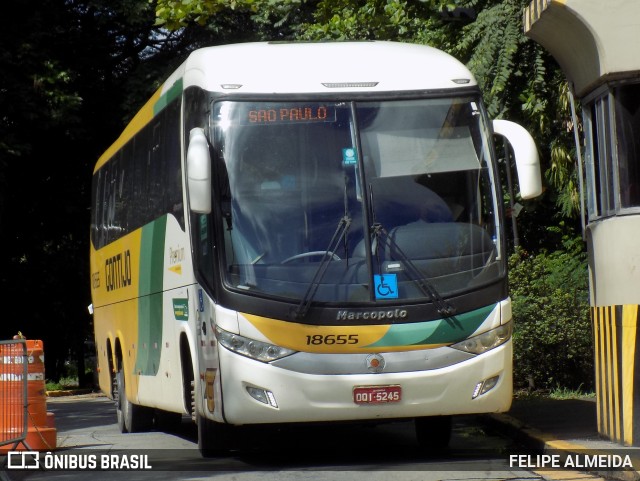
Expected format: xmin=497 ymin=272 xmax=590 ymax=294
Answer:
xmin=115 ymin=368 xmax=153 ymax=433
xmin=197 ymin=415 xmax=230 ymax=457
xmin=415 ymin=415 xmax=452 ymax=454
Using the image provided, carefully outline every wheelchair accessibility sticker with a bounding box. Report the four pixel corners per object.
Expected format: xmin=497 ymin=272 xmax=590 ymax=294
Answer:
xmin=374 ymin=274 xmax=398 ymax=299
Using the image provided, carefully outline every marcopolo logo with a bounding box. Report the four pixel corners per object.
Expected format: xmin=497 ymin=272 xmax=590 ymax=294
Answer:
xmin=336 ymin=309 xmax=408 ymax=321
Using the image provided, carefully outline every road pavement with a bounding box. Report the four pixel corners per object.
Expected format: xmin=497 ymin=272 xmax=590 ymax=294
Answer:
xmin=4 ymin=392 xmax=640 ymax=481
xmin=1 ymin=393 xmax=546 ymax=481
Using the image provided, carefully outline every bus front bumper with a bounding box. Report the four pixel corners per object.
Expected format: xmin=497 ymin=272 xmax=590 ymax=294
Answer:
xmin=217 ymin=340 xmax=512 ymax=425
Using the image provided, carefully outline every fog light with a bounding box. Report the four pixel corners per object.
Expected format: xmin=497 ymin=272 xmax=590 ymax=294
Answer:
xmin=481 ymin=375 xmax=499 ymax=395
xmin=246 ymin=386 xmax=278 ymax=408
xmin=472 ymin=375 xmax=500 ymax=399
xmin=472 ymin=382 xmax=482 ymax=399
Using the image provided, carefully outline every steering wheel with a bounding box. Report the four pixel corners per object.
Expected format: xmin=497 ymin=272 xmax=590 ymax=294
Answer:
xmin=281 ymin=251 xmax=341 ymax=264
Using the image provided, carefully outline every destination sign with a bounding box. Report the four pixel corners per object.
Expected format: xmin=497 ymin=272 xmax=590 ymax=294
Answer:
xmin=243 ymin=104 xmax=336 ymax=125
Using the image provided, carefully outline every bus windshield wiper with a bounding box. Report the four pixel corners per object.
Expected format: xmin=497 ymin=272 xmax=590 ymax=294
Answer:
xmin=293 ymin=215 xmax=351 ymax=320
xmin=371 ymin=222 xmax=456 ymax=319
xmin=366 ymin=184 xmax=455 ymax=318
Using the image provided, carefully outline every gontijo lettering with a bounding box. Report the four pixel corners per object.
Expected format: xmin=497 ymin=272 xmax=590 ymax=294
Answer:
xmin=105 ymin=250 xmax=132 ymax=292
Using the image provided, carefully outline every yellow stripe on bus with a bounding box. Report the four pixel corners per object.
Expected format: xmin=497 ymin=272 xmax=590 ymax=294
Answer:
xmin=89 ymin=229 xmax=143 ymax=308
xmin=242 ymin=313 xmax=452 ymax=354
xmin=242 ymin=313 xmax=391 ymax=353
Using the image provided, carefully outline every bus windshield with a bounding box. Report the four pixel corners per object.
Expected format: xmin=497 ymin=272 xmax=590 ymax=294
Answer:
xmin=211 ymin=97 xmax=502 ymax=306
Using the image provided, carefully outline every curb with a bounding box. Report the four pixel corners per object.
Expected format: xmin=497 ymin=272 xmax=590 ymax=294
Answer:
xmin=483 ymin=413 xmax=640 ymax=481
xmin=46 ymin=389 xmax=98 ymax=398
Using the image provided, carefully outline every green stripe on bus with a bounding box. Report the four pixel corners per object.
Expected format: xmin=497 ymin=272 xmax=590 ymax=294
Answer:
xmin=153 ymin=78 xmax=183 ymax=116
xmin=364 ymin=303 xmax=497 ymax=348
xmin=136 ymin=215 xmax=167 ymax=376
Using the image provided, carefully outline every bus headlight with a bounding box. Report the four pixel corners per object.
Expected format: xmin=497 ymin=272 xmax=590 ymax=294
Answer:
xmin=451 ymin=322 xmax=512 ymax=355
xmin=215 ymin=326 xmax=296 ymax=362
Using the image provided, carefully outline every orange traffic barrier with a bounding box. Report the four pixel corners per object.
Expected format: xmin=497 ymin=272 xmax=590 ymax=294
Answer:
xmin=0 ymin=339 xmax=57 ymax=452
xmin=0 ymin=340 xmax=27 ymax=450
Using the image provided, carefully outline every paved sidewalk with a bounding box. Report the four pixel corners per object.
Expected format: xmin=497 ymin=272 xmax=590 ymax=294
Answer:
xmin=486 ymin=396 xmax=640 ymax=481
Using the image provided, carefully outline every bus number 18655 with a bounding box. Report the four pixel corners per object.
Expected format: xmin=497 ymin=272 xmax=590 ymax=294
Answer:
xmin=306 ymin=334 xmax=359 ymax=345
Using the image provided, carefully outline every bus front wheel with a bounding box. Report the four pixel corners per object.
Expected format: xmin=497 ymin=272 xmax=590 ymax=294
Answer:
xmin=197 ymin=415 xmax=230 ymax=457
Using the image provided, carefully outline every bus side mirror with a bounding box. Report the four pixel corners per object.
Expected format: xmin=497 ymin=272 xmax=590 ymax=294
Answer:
xmin=493 ymin=119 xmax=542 ymax=199
xmin=187 ymin=128 xmax=212 ymax=214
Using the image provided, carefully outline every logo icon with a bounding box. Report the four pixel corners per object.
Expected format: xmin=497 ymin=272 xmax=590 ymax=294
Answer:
xmin=366 ymin=353 xmax=386 ymax=373
xmin=8 ymin=451 xmax=40 ymax=469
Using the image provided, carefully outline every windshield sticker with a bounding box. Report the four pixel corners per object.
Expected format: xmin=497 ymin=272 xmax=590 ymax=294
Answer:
xmin=374 ymin=274 xmax=398 ymax=299
xmin=342 ymin=148 xmax=357 ymax=166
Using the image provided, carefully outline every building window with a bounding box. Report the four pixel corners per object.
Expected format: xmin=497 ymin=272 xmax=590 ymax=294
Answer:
xmin=614 ymin=83 xmax=640 ymax=208
xmin=584 ymin=91 xmax=617 ymax=219
xmin=584 ymin=82 xmax=640 ymax=221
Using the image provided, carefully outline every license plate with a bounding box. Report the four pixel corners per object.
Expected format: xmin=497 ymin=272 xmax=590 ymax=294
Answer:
xmin=353 ymin=385 xmax=402 ymax=404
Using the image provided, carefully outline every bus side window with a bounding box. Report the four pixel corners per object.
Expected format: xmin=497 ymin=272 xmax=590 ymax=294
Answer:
xmin=91 ymin=168 xmax=104 ymax=248
xmin=164 ymin=101 xmax=184 ymax=226
xmin=133 ymin=131 xmax=149 ymax=228
xmin=197 ymin=213 xmax=215 ymax=281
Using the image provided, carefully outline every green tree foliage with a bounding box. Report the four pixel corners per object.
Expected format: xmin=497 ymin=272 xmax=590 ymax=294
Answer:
xmin=450 ymin=0 xmax=581 ymax=221
xmin=155 ymin=0 xmax=241 ymax=29
xmin=155 ymin=0 xmax=318 ymax=40
xmin=508 ymin=233 xmax=593 ymax=391
xmin=451 ymin=0 xmax=530 ymax=118
xmin=0 ymin=0 xmax=227 ymax=381
xmin=295 ymin=0 xmax=434 ymax=40
xmin=0 ymin=0 xmax=100 ymax=379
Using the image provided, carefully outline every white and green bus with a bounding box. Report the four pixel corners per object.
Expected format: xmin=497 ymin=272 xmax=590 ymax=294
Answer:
xmin=89 ymin=41 xmax=541 ymax=455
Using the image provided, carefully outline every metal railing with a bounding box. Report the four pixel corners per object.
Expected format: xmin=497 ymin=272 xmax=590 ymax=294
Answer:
xmin=1 ymin=338 xmax=29 ymax=450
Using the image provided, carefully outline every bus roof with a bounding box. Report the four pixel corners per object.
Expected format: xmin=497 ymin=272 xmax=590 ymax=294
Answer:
xmin=168 ymin=41 xmax=477 ymax=95
xmin=94 ymin=41 xmax=476 ymax=172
